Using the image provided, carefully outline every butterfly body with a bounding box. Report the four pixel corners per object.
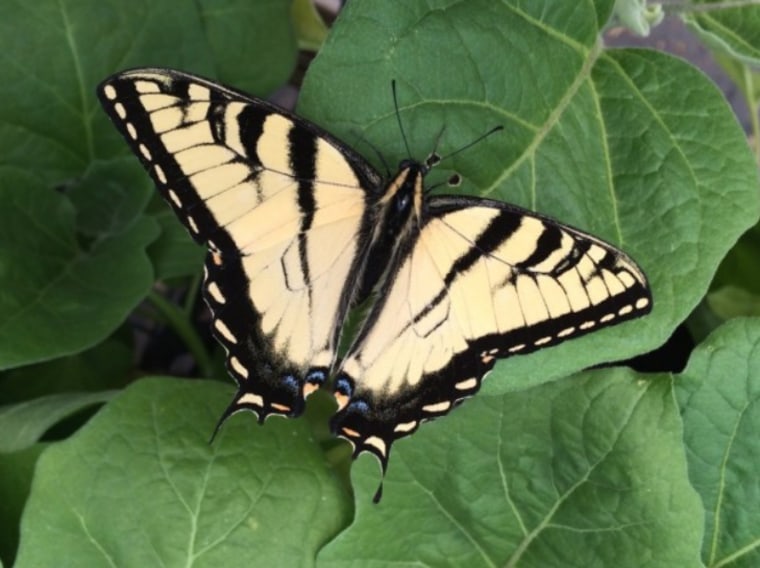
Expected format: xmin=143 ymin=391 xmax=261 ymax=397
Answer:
xmin=98 ymin=68 xmax=651 ymax=500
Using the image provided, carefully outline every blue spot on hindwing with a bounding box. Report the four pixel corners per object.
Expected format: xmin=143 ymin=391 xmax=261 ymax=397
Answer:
xmin=281 ymin=374 xmax=299 ymax=392
xmin=306 ymin=369 xmax=326 ymax=384
xmin=348 ymin=399 xmax=369 ymax=415
xmin=335 ymin=376 xmax=353 ymax=397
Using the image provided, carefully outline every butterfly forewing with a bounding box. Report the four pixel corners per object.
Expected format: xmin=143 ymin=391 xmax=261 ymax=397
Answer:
xmin=98 ymin=69 xmax=382 ymax=420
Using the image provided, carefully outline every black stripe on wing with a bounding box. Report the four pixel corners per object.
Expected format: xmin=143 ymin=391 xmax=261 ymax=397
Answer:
xmin=289 ymin=125 xmax=318 ymax=305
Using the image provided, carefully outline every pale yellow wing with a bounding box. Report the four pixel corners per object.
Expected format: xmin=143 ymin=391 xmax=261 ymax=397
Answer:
xmin=332 ymin=196 xmax=651 ymax=471
xmin=98 ymin=68 xmax=383 ymax=420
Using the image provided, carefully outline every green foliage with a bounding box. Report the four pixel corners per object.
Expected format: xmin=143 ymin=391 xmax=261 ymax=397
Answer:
xmin=15 ymin=379 xmax=350 ymax=567
xmin=326 ymin=369 xmax=703 ymax=567
xmin=0 ymin=171 xmax=157 ymax=370
xmin=300 ymin=0 xmax=758 ymax=390
xmin=1 ymin=0 xmax=759 ymax=566
xmin=677 ymin=318 xmax=760 ymax=568
xmin=0 ymin=391 xmax=116 ymax=452
xmin=0 ymin=445 xmax=46 ymax=568
xmin=684 ymin=0 xmax=760 ymax=64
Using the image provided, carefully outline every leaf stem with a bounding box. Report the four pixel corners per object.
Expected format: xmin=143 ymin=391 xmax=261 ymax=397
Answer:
xmin=183 ymin=270 xmax=203 ymax=317
xmin=147 ymin=289 xmax=215 ymax=377
xmin=741 ymin=65 xmax=760 ymax=163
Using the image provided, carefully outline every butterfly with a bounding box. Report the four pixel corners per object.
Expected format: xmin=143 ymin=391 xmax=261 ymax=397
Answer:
xmin=98 ymin=68 xmax=651 ymax=501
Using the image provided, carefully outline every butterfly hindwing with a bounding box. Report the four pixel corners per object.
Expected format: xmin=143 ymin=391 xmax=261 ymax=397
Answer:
xmin=332 ymin=194 xmax=651 ymax=470
xmin=98 ymin=69 xmax=383 ymax=421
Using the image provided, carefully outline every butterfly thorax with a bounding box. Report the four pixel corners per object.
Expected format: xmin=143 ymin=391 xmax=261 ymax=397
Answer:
xmin=381 ymin=160 xmax=426 ymax=220
xmin=354 ymin=161 xmax=425 ymax=301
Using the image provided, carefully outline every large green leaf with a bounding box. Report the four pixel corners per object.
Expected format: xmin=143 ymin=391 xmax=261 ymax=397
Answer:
xmin=299 ymin=0 xmax=760 ymax=391
xmin=0 ymin=444 xmax=47 ymax=567
xmin=677 ymin=318 xmax=760 ymax=568
xmin=147 ymin=208 xmax=206 ymax=280
xmin=319 ymin=368 xmax=703 ymax=567
xmin=13 ymin=372 xmax=705 ymax=568
xmin=15 ymin=378 xmax=351 ymax=567
xmin=197 ymin=0 xmax=297 ymax=94
xmin=709 ymin=286 xmax=760 ymax=320
xmin=712 ymin=223 xmax=760 ymax=296
xmin=0 ymin=0 xmax=298 ymax=369
xmin=0 ymin=172 xmax=157 ymax=370
xmin=0 ymin=391 xmax=116 ymax=452
xmin=0 ymin=0 xmax=296 ymax=176
xmin=684 ymin=1 xmax=760 ymax=65
xmin=0 ymin=2 xmax=207 ymax=183
xmin=0 ymin=335 xmax=133 ymax=404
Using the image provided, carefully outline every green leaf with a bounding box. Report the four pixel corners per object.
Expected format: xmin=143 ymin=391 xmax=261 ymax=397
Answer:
xmin=707 ymin=51 xmax=760 ymax=162
xmin=712 ymin=223 xmax=760 ymax=295
xmin=0 ymin=335 xmax=133 ymax=404
xmin=0 ymin=444 xmax=47 ymax=567
xmin=299 ymin=0 xmax=760 ymax=392
xmin=676 ymin=318 xmax=760 ymax=567
xmin=687 ymin=298 xmax=726 ymax=345
xmin=0 ymin=173 xmax=157 ymax=370
xmin=683 ymin=1 xmax=760 ymax=66
xmin=148 ymin=208 xmax=205 ymax=280
xmin=320 ymin=369 xmax=703 ymax=567
xmin=0 ymin=391 xmax=116 ymax=452
xmin=15 ymin=378 xmax=351 ymax=567
xmin=0 ymin=0 xmax=300 ymax=370
xmin=708 ymin=286 xmax=760 ymax=319
xmin=0 ymin=3 xmax=197 ymax=182
xmin=69 ymin=158 xmax=153 ymax=237
xmin=197 ymin=0 xmax=297 ymax=95
xmin=0 ymin=0 xmax=298 ymax=175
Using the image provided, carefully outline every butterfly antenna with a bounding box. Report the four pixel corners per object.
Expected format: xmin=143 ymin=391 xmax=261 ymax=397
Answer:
xmin=392 ymin=80 xmax=413 ymax=159
xmin=436 ymin=125 xmax=504 ymax=163
xmin=423 ymin=179 xmax=448 ymax=195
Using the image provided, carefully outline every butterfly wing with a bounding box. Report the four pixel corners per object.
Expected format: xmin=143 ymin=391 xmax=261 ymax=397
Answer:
xmin=332 ymin=195 xmax=651 ymax=470
xmin=98 ymin=68 xmax=383 ymax=421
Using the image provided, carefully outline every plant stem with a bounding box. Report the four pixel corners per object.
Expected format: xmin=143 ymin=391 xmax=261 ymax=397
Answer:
xmin=183 ymin=269 xmax=203 ymax=317
xmin=741 ymin=65 xmax=760 ymax=163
